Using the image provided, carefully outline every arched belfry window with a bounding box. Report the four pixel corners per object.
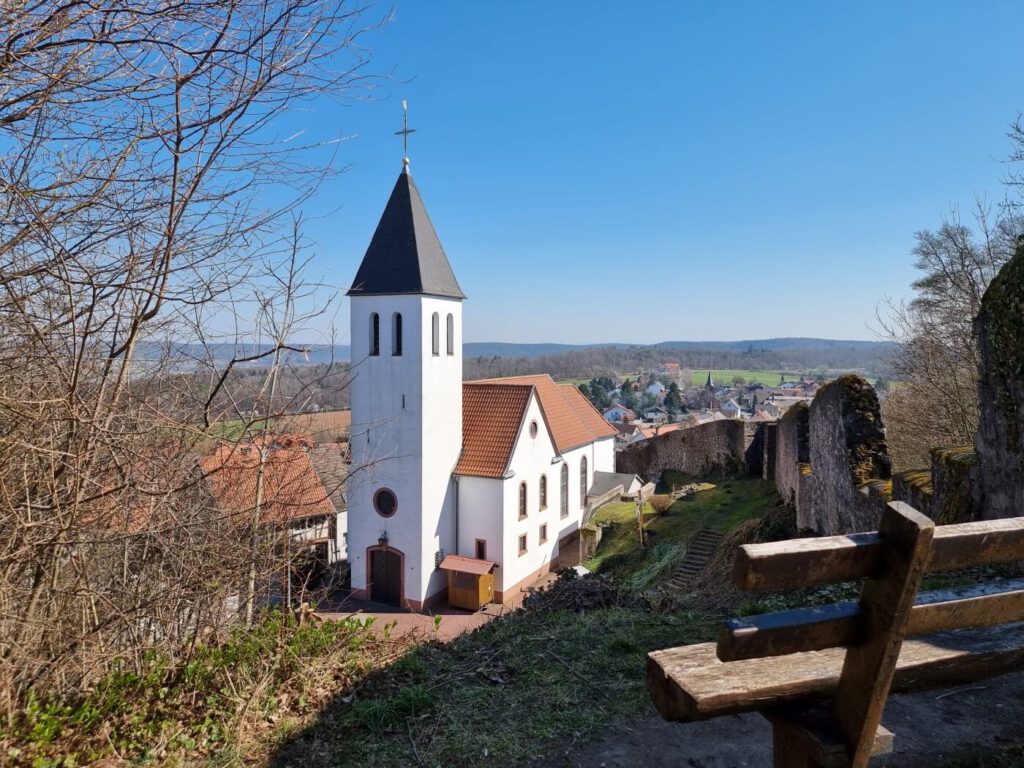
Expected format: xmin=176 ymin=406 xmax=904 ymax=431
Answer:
xmin=431 ymin=312 xmax=440 ymax=356
xmin=518 ymin=482 xmax=527 ymax=520
xmin=540 ymin=475 xmax=548 ymax=509
xmin=446 ymin=313 xmax=454 ymax=356
xmin=369 ymin=313 xmax=380 ymax=357
xmin=392 ymin=312 xmax=403 ymax=356
xmin=580 ymin=456 xmax=588 ymax=508
xmin=560 ymin=464 xmax=569 ymax=518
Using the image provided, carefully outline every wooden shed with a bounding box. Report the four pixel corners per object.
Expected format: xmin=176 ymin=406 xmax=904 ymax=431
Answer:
xmin=439 ymin=554 xmax=495 ymax=610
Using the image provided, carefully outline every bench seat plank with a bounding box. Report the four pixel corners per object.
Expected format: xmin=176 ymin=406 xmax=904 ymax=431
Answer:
xmin=648 ymin=622 xmax=1024 ymax=722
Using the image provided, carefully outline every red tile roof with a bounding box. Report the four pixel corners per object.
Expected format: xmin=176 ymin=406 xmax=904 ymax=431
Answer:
xmin=199 ymin=442 xmax=335 ymax=525
xmin=456 ymin=375 xmax=617 ymax=478
xmin=455 ymin=383 xmax=534 ymax=478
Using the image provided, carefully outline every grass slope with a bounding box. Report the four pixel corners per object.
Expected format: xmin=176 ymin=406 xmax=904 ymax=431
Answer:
xmin=586 ymin=474 xmax=783 ymax=588
xmin=272 ymin=604 xmax=714 ymax=767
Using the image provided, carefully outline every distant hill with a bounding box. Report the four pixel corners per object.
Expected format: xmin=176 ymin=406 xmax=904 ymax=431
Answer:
xmin=140 ymin=338 xmax=895 ymax=366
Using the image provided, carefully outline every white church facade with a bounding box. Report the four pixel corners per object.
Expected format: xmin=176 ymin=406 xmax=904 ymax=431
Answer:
xmin=345 ymin=163 xmax=616 ymax=610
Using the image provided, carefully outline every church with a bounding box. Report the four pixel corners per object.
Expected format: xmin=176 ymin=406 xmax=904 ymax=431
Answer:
xmin=345 ymin=158 xmax=618 ymax=610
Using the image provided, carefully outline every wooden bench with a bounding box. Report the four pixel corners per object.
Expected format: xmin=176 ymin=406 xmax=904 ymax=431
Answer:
xmin=647 ymin=501 xmax=1024 ymax=767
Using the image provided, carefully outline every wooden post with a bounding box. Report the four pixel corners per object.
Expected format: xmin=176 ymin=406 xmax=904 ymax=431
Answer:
xmin=637 ymin=489 xmax=646 ymax=548
xmin=833 ymin=501 xmax=934 ymax=767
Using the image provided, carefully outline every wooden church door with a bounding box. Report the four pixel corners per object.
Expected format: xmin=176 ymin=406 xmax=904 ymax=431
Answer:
xmin=370 ymin=549 xmax=401 ymax=605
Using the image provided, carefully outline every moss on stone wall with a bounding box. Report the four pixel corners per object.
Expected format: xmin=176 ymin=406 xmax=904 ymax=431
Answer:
xmin=980 ymin=240 xmax=1024 ymax=446
xmin=931 ymin=445 xmax=977 ymax=524
xmin=900 ymin=469 xmax=933 ymax=494
xmin=860 ymin=479 xmax=893 ymax=501
xmin=826 ymin=374 xmax=892 ymax=485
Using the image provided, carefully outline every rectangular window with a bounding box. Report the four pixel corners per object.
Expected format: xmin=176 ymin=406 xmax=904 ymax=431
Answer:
xmin=539 ymin=524 xmax=548 ymax=543
xmin=560 ymin=464 xmax=569 ymax=519
xmin=475 ymin=539 xmax=486 ymax=560
xmin=518 ymin=534 xmax=527 ymax=556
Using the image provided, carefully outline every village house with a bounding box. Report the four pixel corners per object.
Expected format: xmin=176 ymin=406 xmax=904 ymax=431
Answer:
xmin=642 ymin=405 xmax=670 ymax=423
xmin=719 ymin=398 xmax=742 ymax=419
xmin=602 ymin=403 xmax=636 ymax=422
xmin=612 ymin=421 xmax=644 ymax=448
xmin=344 ymin=162 xmax=618 ymax=610
xmin=199 ymin=437 xmax=348 ymax=594
xmin=645 ymin=380 xmax=666 ymax=397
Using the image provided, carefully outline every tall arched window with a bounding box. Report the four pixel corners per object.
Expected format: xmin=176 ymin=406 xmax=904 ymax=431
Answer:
xmin=446 ymin=313 xmax=454 ymax=356
xmin=539 ymin=475 xmax=548 ymax=510
xmin=560 ymin=464 xmax=568 ymax=519
xmin=431 ymin=312 xmax=440 ymax=356
xmin=518 ymin=482 xmax=527 ymax=520
xmin=369 ymin=313 xmax=380 ymax=357
xmin=392 ymin=312 xmax=403 ymax=356
xmin=579 ymin=457 xmax=588 ymax=508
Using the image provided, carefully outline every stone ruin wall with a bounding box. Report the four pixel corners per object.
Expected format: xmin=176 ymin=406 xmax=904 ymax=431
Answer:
xmin=615 ymin=237 xmax=1024 ymax=535
xmin=615 ymin=419 xmax=759 ymax=480
xmin=973 ymin=241 xmax=1024 ymax=520
xmin=804 ymin=376 xmax=892 ymax=534
xmin=772 ymin=403 xmax=808 ymax=517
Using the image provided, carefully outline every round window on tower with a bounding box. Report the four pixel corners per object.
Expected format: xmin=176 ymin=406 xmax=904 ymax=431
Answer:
xmin=374 ymin=488 xmax=398 ymax=518
xmin=529 ymin=420 xmax=538 ymax=438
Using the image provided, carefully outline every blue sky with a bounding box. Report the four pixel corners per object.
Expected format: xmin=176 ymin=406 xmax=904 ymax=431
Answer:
xmin=288 ymin=1 xmax=1024 ymax=345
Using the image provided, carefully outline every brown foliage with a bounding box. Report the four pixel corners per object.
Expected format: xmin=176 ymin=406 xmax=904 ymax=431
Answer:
xmin=0 ymin=0 xmax=378 ymax=722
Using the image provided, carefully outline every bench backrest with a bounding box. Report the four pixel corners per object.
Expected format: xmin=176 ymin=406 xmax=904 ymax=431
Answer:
xmin=721 ymin=501 xmax=1024 ymax=766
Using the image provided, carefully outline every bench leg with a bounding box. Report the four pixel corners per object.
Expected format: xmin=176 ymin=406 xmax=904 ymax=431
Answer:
xmin=766 ymin=704 xmax=894 ymax=768
xmin=772 ymin=719 xmax=820 ymax=768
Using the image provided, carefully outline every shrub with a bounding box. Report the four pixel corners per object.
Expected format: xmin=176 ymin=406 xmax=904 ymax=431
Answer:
xmin=648 ymin=495 xmax=673 ymax=514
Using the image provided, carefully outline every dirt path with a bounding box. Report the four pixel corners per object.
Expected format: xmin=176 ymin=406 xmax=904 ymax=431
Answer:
xmin=540 ymin=670 xmax=1024 ymax=767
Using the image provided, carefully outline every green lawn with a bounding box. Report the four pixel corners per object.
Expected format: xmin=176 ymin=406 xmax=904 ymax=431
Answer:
xmin=689 ymin=369 xmax=879 ymax=387
xmin=586 ymin=474 xmax=784 ymax=588
xmin=690 ymin=369 xmax=788 ymax=387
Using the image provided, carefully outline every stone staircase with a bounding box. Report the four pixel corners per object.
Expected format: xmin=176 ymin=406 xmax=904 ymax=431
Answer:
xmin=666 ymin=529 xmax=724 ymax=590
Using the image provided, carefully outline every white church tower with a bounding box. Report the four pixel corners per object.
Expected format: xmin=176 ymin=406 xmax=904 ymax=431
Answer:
xmin=346 ymin=157 xmax=465 ymax=610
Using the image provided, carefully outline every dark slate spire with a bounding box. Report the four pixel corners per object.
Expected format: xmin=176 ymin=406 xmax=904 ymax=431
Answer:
xmin=705 ymin=371 xmax=715 ymax=390
xmin=347 ymin=168 xmax=465 ymax=299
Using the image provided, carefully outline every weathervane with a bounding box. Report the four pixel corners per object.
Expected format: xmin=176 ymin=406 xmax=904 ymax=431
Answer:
xmin=395 ymin=99 xmax=416 ymax=168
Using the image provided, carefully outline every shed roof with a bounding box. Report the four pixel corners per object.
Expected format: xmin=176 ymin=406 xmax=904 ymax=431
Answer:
xmin=439 ymin=554 xmax=495 ymax=575
xmin=589 ymin=471 xmax=641 ymax=498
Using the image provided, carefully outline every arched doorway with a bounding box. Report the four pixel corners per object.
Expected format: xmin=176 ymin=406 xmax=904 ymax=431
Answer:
xmin=368 ymin=546 xmax=403 ymax=605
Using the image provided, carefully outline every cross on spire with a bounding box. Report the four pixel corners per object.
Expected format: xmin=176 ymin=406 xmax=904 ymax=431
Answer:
xmin=395 ymin=99 xmax=416 ymax=169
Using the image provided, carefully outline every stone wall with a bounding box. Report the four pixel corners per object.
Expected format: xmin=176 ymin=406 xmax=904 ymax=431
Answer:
xmin=861 ymin=445 xmax=979 ymax=525
xmin=613 ymin=347 xmax=1005 ymax=535
xmin=615 ymin=419 xmax=758 ymax=481
xmin=804 ymin=375 xmax=891 ymax=534
xmin=773 ymin=402 xmax=809 ymax=514
xmin=974 ymin=241 xmax=1024 ymax=520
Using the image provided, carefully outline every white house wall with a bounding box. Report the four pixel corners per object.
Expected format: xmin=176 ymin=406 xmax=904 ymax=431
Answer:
xmin=455 ymin=474 xmax=504 ymax=573
xmin=497 ymin=393 xmax=560 ymax=594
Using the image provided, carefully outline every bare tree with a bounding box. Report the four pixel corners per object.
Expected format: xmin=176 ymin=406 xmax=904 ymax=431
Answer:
xmin=0 ymin=0 xmax=381 ymax=722
xmin=878 ymin=200 xmax=1020 ymax=469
